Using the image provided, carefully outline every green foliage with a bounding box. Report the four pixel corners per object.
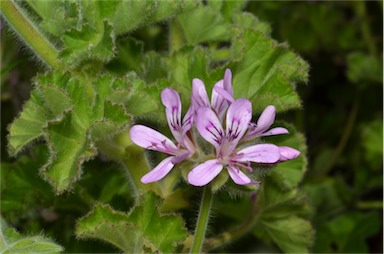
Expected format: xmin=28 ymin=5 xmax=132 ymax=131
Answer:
xmin=1 ymin=146 xmax=52 ymax=216
xmin=252 ymin=126 xmax=313 ymax=253
xmin=76 ymin=192 xmax=188 ymax=253
xmin=177 ymin=6 xmax=230 ymax=45
xmin=347 ymin=52 xmax=382 ymax=86
xmin=0 ymin=217 xmax=63 ymax=253
xmin=314 ymin=212 xmax=381 ymax=253
xmin=361 ymin=120 xmax=383 ymax=170
xmin=253 ymin=180 xmax=313 ymax=253
xmin=7 ymin=71 xmax=163 ymax=193
xmin=5 ymin=0 xmax=381 ymax=253
xmin=26 ymin=0 xmax=199 ymax=68
xmin=231 ymin=29 xmax=308 ymax=112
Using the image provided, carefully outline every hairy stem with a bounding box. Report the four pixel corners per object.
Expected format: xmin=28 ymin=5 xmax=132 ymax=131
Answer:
xmin=121 ymin=152 xmax=162 ymax=198
xmin=96 ymin=132 xmax=162 ymax=198
xmin=1 ymin=0 xmax=61 ymax=68
xmin=203 ymin=194 xmax=260 ymax=251
xmin=190 ymin=187 xmax=213 ymax=253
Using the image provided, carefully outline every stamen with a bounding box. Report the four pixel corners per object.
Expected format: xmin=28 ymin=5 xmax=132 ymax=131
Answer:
xmin=230 ymin=160 xmax=253 ymax=172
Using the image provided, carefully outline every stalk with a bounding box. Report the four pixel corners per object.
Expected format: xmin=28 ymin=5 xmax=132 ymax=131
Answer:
xmin=190 ymin=187 xmax=213 ymax=253
xmin=1 ymin=0 xmax=61 ymax=68
xmin=203 ymin=193 xmax=261 ymax=251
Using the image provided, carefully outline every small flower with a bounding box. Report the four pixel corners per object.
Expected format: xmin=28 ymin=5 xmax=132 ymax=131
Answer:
xmin=130 ymin=88 xmax=195 ymax=183
xmin=187 ymin=98 xmax=281 ymax=186
xmin=242 ymin=105 xmax=289 ymax=142
xmin=192 ymin=69 xmax=234 ymax=121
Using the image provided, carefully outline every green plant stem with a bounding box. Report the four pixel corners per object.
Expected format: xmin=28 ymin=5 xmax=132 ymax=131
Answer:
xmin=203 ymin=195 xmax=260 ymax=251
xmin=190 ymin=187 xmax=213 ymax=253
xmin=121 ymin=153 xmax=162 ymax=198
xmin=1 ymin=0 xmax=61 ymax=68
xmin=323 ymin=94 xmax=360 ymax=175
xmin=95 ymin=132 xmax=162 ymax=198
xmin=356 ymin=201 xmax=383 ymax=209
xmin=355 ymin=1 xmax=378 ymax=56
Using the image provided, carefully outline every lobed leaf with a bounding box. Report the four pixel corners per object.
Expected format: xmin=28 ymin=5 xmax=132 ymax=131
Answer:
xmin=7 ymin=71 xmax=162 ymax=193
xmin=0 ymin=217 xmax=63 ymax=253
xmin=253 ymin=180 xmax=313 ymax=253
xmin=8 ymin=90 xmax=51 ymax=156
xmin=76 ymin=192 xmax=188 ymax=253
xmin=231 ymin=29 xmax=309 ymax=112
xmin=177 ymin=6 xmax=230 ymax=45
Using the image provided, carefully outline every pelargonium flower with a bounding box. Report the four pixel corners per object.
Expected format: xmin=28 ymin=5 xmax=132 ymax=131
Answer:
xmin=187 ymin=98 xmax=282 ymax=186
xmin=192 ymin=69 xmax=233 ymax=121
xmin=130 ymin=88 xmax=195 ymax=183
xmin=242 ymin=105 xmax=289 ymax=142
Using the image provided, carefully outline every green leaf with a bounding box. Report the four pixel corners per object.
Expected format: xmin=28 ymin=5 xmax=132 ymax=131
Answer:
xmin=0 ymin=217 xmax=63 ymax=253
xmin=314 ymin=212 xmax=381 ymax=253
xmin=43 ymin=112 xmax=97 ymax=193
xmin=60 ymin=20 xmax=115 ymax=67
xmin=177 ymin=6 xmax=230 ymax=45
xmin=76 ymin=203 xmax=143 ymax=253
xmin=166 ymin=47 xmax=209 ymax=105
xmin=347 ymin=52 xmax=382 ymax=85
xmin=8 ymin=71 xmax=139 ymax=193
xmin=231 ymin=29 xmax=308 ymax=112
xmin=361 ymin=120 xmax=383 ymax=170
xmin=253 ymin=180 xmax=313 ymax=253
xmin=1 ymin=146 xmax=53 ymax=215
xmin=8 ymin=90 xmax=51 ymax=156
xmin=207 ymin=0 xmax=247 ymax=22
xmin=39 ymin=84 xmax=72 ymax=116
xmin=255 ymin=215 xmax=313 ymax=254
xmin=76 ymin=192 xmax=188 ymax=253
xmin=232 ymin=13 xmax=271 ymax=35
xmin=105 ymin=37 xmax=144 ymax=74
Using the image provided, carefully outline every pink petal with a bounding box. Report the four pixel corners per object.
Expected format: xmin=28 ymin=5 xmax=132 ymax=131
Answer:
xmin=161 ymin=88 xmax=183 ymax=143
xmin=227 ymin=166 xmax=253 ymax=185
xmin=253 ymin=105 xmax=276 ymax=134
xmin=130 ymin=125 xmax=179 ymax=155
xmin=225 ymin=98 xmax=252 ymax=154
xmin=278 ymin=146 xmax=300 ymax=162
xmin=213 ymin=86 xmax=235 ymax=103
xmin=141 ymin=156 xmax=175 ymax=183
xmin=223 ymin=69 xmax=233 ymax=96
xmin=192 ymin=78 xmax=210 ymax=108
xmin=260 ymin=127 xmax=289 ymax=137
xmin=195 ymin=107 xmax=224 ymax=151
xmin=211 ymin=80 xmax=230 ymax=121
xmin=188 ymin=159 xmax=223 ymax=186
xmin=182 ymin=104 xmax=194 ymax=134
xmin=233 ymin=144 xmax=280 ymax=163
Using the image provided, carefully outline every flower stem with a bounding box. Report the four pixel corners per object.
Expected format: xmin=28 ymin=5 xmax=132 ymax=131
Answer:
xmin=202 ymin=193 xmax=261 ymax=251
xmin=190 ymin=187 xmax=213 ymax=253
xmin=1 ymin=0 xmax=61 ymax=68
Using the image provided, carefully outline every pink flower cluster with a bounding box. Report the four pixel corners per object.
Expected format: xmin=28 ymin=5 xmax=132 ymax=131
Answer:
xmin=130 ymin=70 xmax=300 ymax=186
